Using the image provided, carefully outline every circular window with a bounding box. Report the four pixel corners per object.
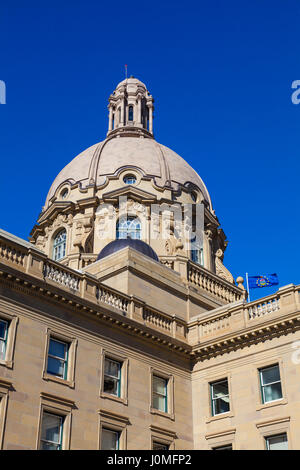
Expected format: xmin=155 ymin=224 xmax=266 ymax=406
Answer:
xmin=60 ymin=189 xmax=69 ymax=199
xmin=123 ymin=175 xmax=137 ymax=185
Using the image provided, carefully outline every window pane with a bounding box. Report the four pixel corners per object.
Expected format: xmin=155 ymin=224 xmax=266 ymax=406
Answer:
xmin=153 ymin=394 xmax=165 ymax=411
xmin=49 ymin=339 xmax=67 ymax=359
xmin=40 ymin=441 xmax=60 ymax=450
xmin=53 ymin=230 xmax=66 ymax=261
xmin=41 ymin=413 xmax=62 ymax=446
xmin=0 ymin=320 xmax=7 ymax=340
xmin=212 ymin=381 xmax=228 ymax=399
xmin=102 ymin=429 xmax=119 ymax=450
xmin=104 ymin=376 xmax=119 ymax=395
xmin=261 ymin=365 xmax=280 ymax=385
xmin=213 ymin=445 xmax=232 ymax=450
xmin=266 ymin=434 xmax=288 ymax=450
xmin=0 ymin=340 xmax=5 ymax=361
xmin=214 ymin=397 xmax=230 ymax=414
xmin=153 ymin=376 xmax=167 ymax=395
xmin=105 ymin=359 xmax=119 ymax=378
xmin=116 ymin=216 xmax=141 ymax=240
xmin=153 ymin=442 xmax=169 ymax=450
xmin=263 ymin=382 xmax=283 ymax=402
xmin=47 ymin=357 xmax=64 ymax=377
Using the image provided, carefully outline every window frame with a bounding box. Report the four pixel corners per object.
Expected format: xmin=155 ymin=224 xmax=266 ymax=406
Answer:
xmin=0 ymin=379 xmax=12 ymax=449
xmin=101 ymin=427 xmax=120 ymax=450
xmin=43 ymin=329 xmax=77 ymax=388
xmin=100 ymin=350 xmax=128 ymax=405
xmin=0 ymin=311 xmax=18 ymax=369
xmin=210 ymin=378 xmax=230 ymax=417
xmin=99 ymin=409 xmax=129 ymax=450
xmin=47 ymin=338 xmax=69 ymax=381
xmin=123 ymin=174 xmax=137 ymax=185
xmin=0 ymin=319 xmax=9 ymax=362
xmin=150 ymin=425 xmax=176 ymax=450
xmin=103 ymin=357 xmax=122 ymax=398
xmin=259 ymin=364 xmax=283 ymax=405
xmin=212 ymin=444 xmax=233 ymax=450
xmin=256 ymin=416 xmax=291 ymax=449
xmin=116 ymin=215 xmax=142 ymax=240
xmin=153 ymin=375 xmax=168 ymax=413
xmin=39 ymin=411 xmax=64 ymax=450
xmin=52 ymin=229 xmax=67 ymax=261
xmin=152 ymin=441 xmax=169 ymax=450
xmin=150 ymin=368 xmax=174 ymax=420
xmin=36 ymin=392 xmax=74 ymax=451
xmin=128 ymin=105 xmax=134 ymax=121
xmin=265 ymin=433 xmax=288 ymax=450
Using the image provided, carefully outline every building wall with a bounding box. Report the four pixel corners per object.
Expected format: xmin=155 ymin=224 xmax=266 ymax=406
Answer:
xmin=0 ymin=285 xmax=193 ymax=450
xmin=192 ymin=330 xmax=300 ymax=449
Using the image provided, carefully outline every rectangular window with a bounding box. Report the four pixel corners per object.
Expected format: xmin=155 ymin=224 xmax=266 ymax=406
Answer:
xmin=101 ymin=428 xmax=119 ymax=450
xmin=0 ymin=320 xmax=8 ymax=361
xmin=259 ymin=364 xmax=283 ymax=404
xmin=47 ymin=338 xmax=69 ymax=380
xmin=153 ymin=441 xmax=169 ymax=450
xmin=104 ymin=358 xmax=121 ymax=397
xmin=210 ymin=379 xmax=230 ymax=416
xmin=212 ymin=444 xmax=233 ymax=450
xmin=265 ymin=433 xmax=288 ymax=450
xmin=153 ymin=375 xmax=168 ymax=413
xmin=40 ymin=412 xmax=63 ymax=450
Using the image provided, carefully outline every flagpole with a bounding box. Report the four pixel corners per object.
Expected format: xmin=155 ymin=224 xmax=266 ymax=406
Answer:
xmin=246 ymin=272 xmax=250 ymax=302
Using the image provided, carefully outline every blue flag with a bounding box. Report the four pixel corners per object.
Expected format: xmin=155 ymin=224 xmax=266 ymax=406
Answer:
xmin=248 ymin=273 xmax=279 ymax=289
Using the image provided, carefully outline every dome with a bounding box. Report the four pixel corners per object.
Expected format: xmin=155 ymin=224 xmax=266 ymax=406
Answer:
xmin=115 ymin=76 xmax=147 ymax=90
xmin=43 ymin=76 xmax=213 ymax=211
xmin=97 ymin=238 xmax=159 ymax=261
xmin=44 ymin=137 xmax=212 ymax=209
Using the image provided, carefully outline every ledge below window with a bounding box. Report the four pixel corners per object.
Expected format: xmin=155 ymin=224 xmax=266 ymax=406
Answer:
xmin=42 ymin=372 xmax=74 ymax=389
xmin=150 ymin=407 xmax=175 ymax=421
xmin=256 ymin=398 xmax=288 ymax=411
xmin=206 ymin=411 xmax=234 ymax=424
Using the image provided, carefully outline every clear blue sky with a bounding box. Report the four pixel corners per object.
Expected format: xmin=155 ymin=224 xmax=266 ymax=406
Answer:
xmin=1 ymin=0 xmax=299 ymax=301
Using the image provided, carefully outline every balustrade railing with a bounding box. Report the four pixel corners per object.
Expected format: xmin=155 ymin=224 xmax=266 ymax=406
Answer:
xmin=0 ymin=240 xmax=26 ymax=267
xmin=188 ymin=261 xmax=244 ymax=303
xmin=143 ymin=307 xmax=173 ymax=333
xmin=247 ymin=297 xmax=280 ymax=320
xmin=43 ymin=263 xmax=80 ymax=291
xmin=96 ymin=286 xmax=129 ymax=314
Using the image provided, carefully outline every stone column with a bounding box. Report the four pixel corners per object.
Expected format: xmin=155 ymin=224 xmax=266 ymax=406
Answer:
xmin=148 ymin=104 xmax=153 ymax=133
xmin=120 ymin=97 xmax=125 ymax=126
xmin=204 ymin=229 xmax=213 ymax=271
xmin=137 ymin=96 xmax=142 ymax=125
xmin=108 ymin=106 xmax=113 ymax=131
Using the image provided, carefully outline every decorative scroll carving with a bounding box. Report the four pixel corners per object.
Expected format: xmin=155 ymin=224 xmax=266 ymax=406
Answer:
xmin=215 ymin=248 xmax=234 ymax=284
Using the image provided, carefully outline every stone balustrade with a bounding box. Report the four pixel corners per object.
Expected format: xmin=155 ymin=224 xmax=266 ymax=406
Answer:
xmin=1 ymin=229 xmax=299 ymax=349
xmin=0 ymin=240 xmax=27 ymax=268
xmin=247 ymin=296 xmax=280 ymax=320
xmin=188 ymin=261 xmax=245 ymax=303
xmin=43 ymin=262 xmax=81 ymax=291
xmin=188 ymin=284 xmax=300 ymax=347
xmin=96 ymin=285 xmax=130 ymax=314
xmin=143 ymin=307 xmax=173 ymax=333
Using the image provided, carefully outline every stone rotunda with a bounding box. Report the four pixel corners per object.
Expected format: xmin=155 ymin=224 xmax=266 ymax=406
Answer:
xmin=30 ymin=76 xmax=235 ymax=285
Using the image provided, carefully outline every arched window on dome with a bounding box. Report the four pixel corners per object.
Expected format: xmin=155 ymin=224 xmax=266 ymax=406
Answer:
xmin=53 ymin=229 xmax=67 ymax=261
xmin=116 ymin=216 xmax=141 ymax=240
xmin=128 ymin=105 xmax=133 ymax=121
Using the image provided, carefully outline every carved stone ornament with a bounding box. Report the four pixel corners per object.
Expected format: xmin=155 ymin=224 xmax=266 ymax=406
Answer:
xmin=215 ymin=248 xmax=235 ymax=284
